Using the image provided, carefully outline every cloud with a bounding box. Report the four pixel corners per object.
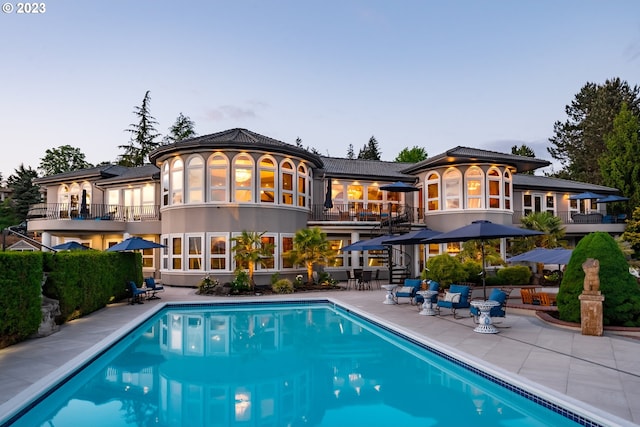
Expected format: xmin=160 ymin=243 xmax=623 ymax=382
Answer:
xmin=205 ymin=105 xmax=258 ymax=121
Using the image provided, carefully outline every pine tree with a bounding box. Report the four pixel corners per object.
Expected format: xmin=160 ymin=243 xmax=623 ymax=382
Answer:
xmin=163 ymin=113 xmax=196 ymax=144
xmin=357 ymin=136 xmax=382 ymax=160
xmin=347 ymin=144 xmax=354 ymax=159
xmin=6 ymin=164 xmax=40 ymax=222
xmin=118 ymin=91 xmax=161 ymax=166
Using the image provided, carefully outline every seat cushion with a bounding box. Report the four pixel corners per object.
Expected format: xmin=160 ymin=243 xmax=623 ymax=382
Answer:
xmin=396 ymin=286 xmax=414 ymax=295
xmin=444 ymin=292 xmax=461 ymax=303
xmin=488 ymin=289 xmax=507 ymax=304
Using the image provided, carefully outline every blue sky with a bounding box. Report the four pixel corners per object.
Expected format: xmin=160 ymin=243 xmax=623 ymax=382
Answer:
xmin=1 ymin=0 xmax=639 ymax=179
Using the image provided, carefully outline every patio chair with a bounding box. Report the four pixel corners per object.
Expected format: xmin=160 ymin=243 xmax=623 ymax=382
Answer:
xmin=520 ymin=288 xmax=535 ymax=305
xmin=436 ymin=284 xmax=472 ymax=318
xmin=470 ymin=288 xmax=508 ymax=323
xmin=394 ymin=278 xmax=422 ymax=304
xmin=128 ymin=281 xmax=147 ymax=305
xmin=144 ymin=277 xmax=164 ymax=300
xmin=359 ymin=270 xmax=372 ymax=290
xmin=346 ymin=269 xmax=358 ymax=290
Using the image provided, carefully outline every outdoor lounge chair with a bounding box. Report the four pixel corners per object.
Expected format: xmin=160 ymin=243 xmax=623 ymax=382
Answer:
xmin=394 ymin=278 xmax=422 ymax=304
xmin=144 ymin=277 xmax=164 ymax=300
xmin=128 ymin=281 xmax=147 ymax=305
xmin=436 ymin=284 xmax=472 ymax=318
xmin=470 ymin=288 xmax=508 ymax=323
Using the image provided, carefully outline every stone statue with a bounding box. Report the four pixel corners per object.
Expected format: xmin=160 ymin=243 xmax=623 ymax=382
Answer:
xmin=582 ymin=258 xmax=600 ymax=293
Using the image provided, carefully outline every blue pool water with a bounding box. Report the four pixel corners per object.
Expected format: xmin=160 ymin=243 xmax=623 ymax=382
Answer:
xmin=2 ymin=301 xmax=598 ymax=427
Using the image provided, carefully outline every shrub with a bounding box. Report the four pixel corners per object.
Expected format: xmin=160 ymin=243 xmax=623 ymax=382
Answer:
xmin=198 ymin=274 xmax=220 ymax=295
xmin=426 ymin=254 xmax=467 ymax=287
xmin=232 ymin=270 xmax=251 ymax=293
xmin=272 ymin=278 xmax=294 ymax=294
xmin=497 ymin=265 xmax=532 ymax=285
xmin=557 ymin=232 xmax=640 ymax=326
xmin=461 ymin=260 xmax=482 ymax=284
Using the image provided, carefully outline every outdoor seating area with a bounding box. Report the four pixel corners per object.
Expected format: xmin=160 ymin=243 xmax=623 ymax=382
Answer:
xmin=519 ymin=287 xmax=557 ymax=307
xmin=344 ymin=269 xmax=382 ymax=290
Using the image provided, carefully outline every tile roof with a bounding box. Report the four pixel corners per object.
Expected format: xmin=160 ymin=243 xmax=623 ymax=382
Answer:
xmin=33 ymin=164 xmax=130 ymax=185
xmin=513 ymin=174 xmax=620 ymax=194
xmin=149 ymin=128 xmax=324 ymax=167
xmin=319 ymin=156 xmax=415 ymax=181
xmin=402 ymin=146 xmax=550 ymax=174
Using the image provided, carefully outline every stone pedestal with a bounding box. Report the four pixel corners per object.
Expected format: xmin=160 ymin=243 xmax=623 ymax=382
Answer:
xmin=578 ymin=292 xmax=604 ymax=336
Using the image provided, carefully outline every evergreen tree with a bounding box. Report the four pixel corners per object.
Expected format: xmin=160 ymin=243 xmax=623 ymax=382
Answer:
xmin=511 ymin=144 xmax=536 ymax=175
xmin=394 ymin=146 xmax=428 ymax=162
xmin=6 ymin=164 xmax=40 ymax=222
xmin=295 ymin=137 xmax=303 ymax=148
xmin=38 ymin=145 xmax=93 ymax=176
xmin=547 ymin=78 xmax=640 ymax=184
xmin=599 ymin=102 xmax=640 ymax=211
xmin=346 ymin=144 xmax=354 ymax=159
xmin=163 ymin=112 xmax=196 ymax=144
xmin=118 ymin=90 xmax=161 ymax=167
xmin=357 ymin=136 xmax=382 ymax=160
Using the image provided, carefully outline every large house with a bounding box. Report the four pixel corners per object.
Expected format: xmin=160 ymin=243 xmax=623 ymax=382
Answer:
xmin=27 ymin=128 xmax=626 ymax=286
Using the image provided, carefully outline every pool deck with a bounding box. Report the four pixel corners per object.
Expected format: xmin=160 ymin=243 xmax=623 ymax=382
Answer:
xmin=1 ymin=285 xmax=639 ymax=426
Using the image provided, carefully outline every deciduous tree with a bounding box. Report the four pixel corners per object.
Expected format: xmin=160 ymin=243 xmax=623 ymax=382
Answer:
xmin=6 ymin=164 xmax=40 ymax=222
xmin=394 ymin=146 xmax=428 ymax=163
xmin=38 ymin=145 xmax=93 ymax=176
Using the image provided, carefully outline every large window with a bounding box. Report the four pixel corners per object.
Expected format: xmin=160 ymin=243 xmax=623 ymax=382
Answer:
xmin=233 ymin=155 xmax=253 ymax=202
xmin=171 ymin=236 xmax=182 ymax=270
xmin=187 ymin=234 xmax=203 ymax=270
xmin=208 ymin=153 xmax=228 ymax=202
xmin=186 ymin=156 xmax=204 ymax=203
xmin=297 ymin=164 xmax=308 ymax=207
xmin=162 ymin=162 xmax=169 ymax=205
xmin=466 ymin=167 xmax=484 ymax=209
xmin=487 ymin=168 xmax=501 ymax=209
xmin=280 ymin=235 xmax=294 ymax=269
xmin=426 ymin=172 xmax=440 ymax=211
xmin=208 ymin=233 xmax=228 ymax=270
xmin=281 ymin=161 xmax=295 ymax=205
xmin=504 ymin=170 xmax=512 ymax=210
xmin=258 ymin=234 xmax=276 ymax=270
xmin=171 ymin=159 xmax=184 ymax=205
xmin=259 ymin=156 xmax=276 ymax=203
xmin=523 ymin=193 xmax=555 ymax=216
xmin=443 ymin=169 xmax=462 ymax=209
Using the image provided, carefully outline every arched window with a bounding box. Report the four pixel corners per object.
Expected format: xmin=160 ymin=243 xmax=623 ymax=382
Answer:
xmin=58 ymin=184 xmax=69 ymax=205
xmin=162 ymin=162 xmax=169 ymax=206
xmin=186 ymin=156 xmax=204 ymax=203
xmin=208 ymin=153 xmax=228 ymax=202
xmin=443 ymin=168 xmax=462 ymax=209
xmin=465 ymin=167 xmax=484 ymax=209
xmin=171 ymin=159 xmax=184 ymax=205
xmin=504 ymin=170 xmax=512 ymax=210
xmin=487 ymin=168 xmax=502 ymax=209
xmin=280 ymin=160 xmax=294 ymax=205
xmin=426 ymin=172 xmax=440 ymax=211
xmin=259 ymin=156 xmax=276 ymax=203
xmin=297 ymin=163 xmax=308 ymax=207
xmin=233 ymin=154 xmax=254 ymax=202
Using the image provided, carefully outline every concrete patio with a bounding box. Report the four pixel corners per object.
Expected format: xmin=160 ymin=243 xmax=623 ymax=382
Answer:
xmin=0 ymin=285 xmax=638 ymax=426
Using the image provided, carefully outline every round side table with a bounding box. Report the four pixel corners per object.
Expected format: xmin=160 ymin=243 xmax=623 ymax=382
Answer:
xmin=417 ymin=290 xmax=439 ymax=315
xmin=470 ymin=300 xmax=500 ymax=334
xmin=381 ymin=284 xmax=397 ymax=304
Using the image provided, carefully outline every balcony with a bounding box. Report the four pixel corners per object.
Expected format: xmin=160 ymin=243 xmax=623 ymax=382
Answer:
xmin=512 ymin=210 xmax=626 ymax=235
xmin=28 ymin=203 xmax=161 ymax=221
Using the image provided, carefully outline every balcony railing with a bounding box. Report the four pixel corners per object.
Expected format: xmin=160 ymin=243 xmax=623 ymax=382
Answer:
xmin=309 ymin=203 xmax=421 ymax=223
xmin=512 ymin=210 xmax=627 ymax=225
xmin=27 ymin=203 xmax=161 ymax=221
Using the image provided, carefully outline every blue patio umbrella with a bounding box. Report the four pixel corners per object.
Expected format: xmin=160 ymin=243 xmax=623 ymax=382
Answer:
xmin=568 ymin=191 xmax=604 ymax=200
xmin=52 ymin=241 xmax=90 ymax=251
xmin=422 ymin=220 xmax=544 ymax=299
xmin=106 ymin=236 xmax=166 ymax=252
xmin=341 ymin=234 xmax=394 ymax=251
xmin=379 ymin=181 xmax=419 ymax=192
xmin=382 ymin=228 xmax=441 ymax=245
xmin=596 ymin=195 xmax=630 ymax=203
xmin=508 ymin=247 xmax=572 ymax=265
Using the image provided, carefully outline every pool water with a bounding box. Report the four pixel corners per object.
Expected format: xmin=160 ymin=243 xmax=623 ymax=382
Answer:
xmin=3 ymin=302 xmax=593 ymax=427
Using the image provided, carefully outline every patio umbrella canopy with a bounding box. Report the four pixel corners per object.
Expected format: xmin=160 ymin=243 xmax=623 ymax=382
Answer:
xmin=379 ymin=181 xmax=419 ymax=192
xmin=596 ymin=195 xmax=630 ymax=203
xmin=52 ymin=241 xmax=90 ymax=251
xmin=106 ymin=236 xmax=166 ymax=252
xmin=422 ymin=220 xmax=544 ymax=299
xmin=341 ymin=235 xmax=394 ymax=252
xmin=382 ymin=228 xmax=441 ymax=245
xmin=568 ymin=191 xmax=604 ymax=200
xmin=508 ymin=247 xmax=572 ymax=265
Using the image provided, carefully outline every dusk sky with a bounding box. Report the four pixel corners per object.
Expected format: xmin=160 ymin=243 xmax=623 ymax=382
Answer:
xmin=1 ymin=0 xmax=639 ymax=179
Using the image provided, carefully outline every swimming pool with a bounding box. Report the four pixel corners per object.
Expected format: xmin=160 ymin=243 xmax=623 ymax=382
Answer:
xmin=0 ymin=300 xmax=607 ymax=426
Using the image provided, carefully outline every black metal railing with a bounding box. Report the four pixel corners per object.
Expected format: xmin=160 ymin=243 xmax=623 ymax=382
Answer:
xmin=512 ymin=210 xmax=627 ymax=225
xmin=309 ymin=203 xmax=419 ymax=223
xmin=27 ymin=203 xmax=161 ymax=221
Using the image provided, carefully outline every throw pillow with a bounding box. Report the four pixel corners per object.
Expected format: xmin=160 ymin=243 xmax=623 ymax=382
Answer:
xmin=396 ymin=286 xmax=414 ymax=294
xmin=444 ymin=292 xmax=461 ymax=303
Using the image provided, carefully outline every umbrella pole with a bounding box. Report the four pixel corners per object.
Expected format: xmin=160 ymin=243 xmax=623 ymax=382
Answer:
xmin=481 ymin=241 xmax=486 ymax=300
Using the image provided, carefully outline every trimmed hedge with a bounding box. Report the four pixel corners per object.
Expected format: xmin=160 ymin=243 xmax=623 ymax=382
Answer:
xmin=496 ymin=265 xmax=532 ymax=286
xmin=0 ymin=252 xmax=44 ymax=348
xmin=557 ymin=232 xmax=640 ymax=326
xmin=426 ymin=254 xmax=467 ymax=287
